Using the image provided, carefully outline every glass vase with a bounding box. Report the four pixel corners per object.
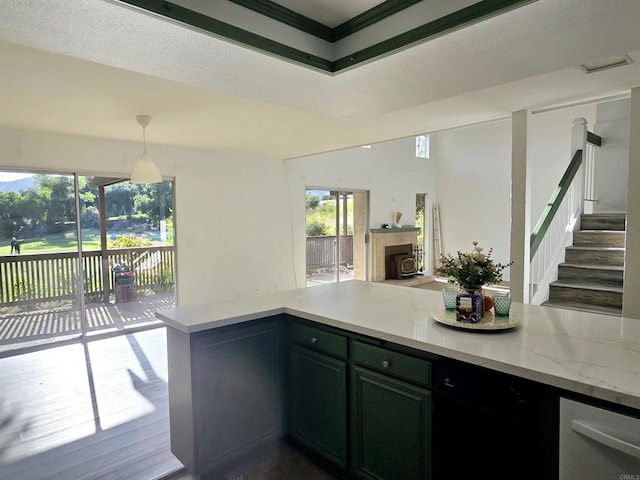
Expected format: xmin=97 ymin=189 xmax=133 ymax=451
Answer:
xmin=442 ymin=286 xmax=460 ymax=311
xmin=493 ymin=291 xmax=512 ymax=317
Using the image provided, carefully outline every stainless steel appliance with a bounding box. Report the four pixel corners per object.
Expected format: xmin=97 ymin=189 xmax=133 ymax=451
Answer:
xmin=559 ymin=397 xmax=640 ymax=479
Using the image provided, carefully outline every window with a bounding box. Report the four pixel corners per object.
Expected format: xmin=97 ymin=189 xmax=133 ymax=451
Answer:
xmin=416 ymin=135 xmax=430 ymax=158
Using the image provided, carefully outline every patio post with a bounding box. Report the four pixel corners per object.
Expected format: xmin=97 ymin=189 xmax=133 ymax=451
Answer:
xmin=99 ymin=185 xmax=110 ymax=303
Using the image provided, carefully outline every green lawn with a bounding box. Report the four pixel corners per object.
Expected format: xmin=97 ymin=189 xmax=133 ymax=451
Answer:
xmin=1 ymin=229 xmax=171 ymax=256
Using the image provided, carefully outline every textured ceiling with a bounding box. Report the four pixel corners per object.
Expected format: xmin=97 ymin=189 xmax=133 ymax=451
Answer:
xmin=1 ymin=0 xmax=640 ymax=160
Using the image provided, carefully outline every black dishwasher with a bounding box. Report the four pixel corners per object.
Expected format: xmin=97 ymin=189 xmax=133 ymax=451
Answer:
xmin=433 ymin=359 xmax=558 ymax=480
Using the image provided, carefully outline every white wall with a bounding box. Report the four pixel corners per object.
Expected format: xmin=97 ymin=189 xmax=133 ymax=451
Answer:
xmin=284 ymin=137 xmax=436 ymax=281
xmin=594 ymin=99 xmax=630 ymax=213
xmin=429 ymin=105 xmax=597 ymax=280
xmin=0 ymin=127 xmax=297 ymax=306
xmin=529 ymin=105 xmax=597 ymax=223
xmin=430 ymin=120 xmax=513 ymax=271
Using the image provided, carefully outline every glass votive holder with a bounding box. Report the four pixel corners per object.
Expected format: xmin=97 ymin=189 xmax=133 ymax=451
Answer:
xmin=442 ymin=286 xmax=460 ymax=311
xmin=493 ymin=291 xmax=512 ymax=317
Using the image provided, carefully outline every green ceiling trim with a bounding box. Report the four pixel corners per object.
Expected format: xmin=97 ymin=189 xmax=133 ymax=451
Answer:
xmin=334 ymin=0 xmax=536 ymax=71
xmin=228 ymin=0 xmax=334 ymax=42
xmin=115 ymin=0 xmax=536 ymax=73
xmin=117 ymin=0 xmax=333 ymax=71
xmin=333 ymin=0 xmax=422 ymax=41
xmin=228 ymin=0 xmax=419 ymax=42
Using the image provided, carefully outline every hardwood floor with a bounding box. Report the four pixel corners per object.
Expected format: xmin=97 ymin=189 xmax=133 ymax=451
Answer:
xmin=0 ymin=326 xmax=341 ymax=480
xmin=0 ymin=327 xmax=182 ymax=480
xmin=165 ymin=440 xmax=343 ymax=480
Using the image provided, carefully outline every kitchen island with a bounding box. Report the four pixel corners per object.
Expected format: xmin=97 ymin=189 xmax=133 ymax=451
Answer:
xmin=157 ymin=280 xmax=640 ymax=479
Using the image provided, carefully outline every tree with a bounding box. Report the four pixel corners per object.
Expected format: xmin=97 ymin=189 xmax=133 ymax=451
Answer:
xmin=81 ymin=205 xmax=100 ymax=229
xmin=134 ymin=182 xmax=173 ymax=226
xmin=306 ymin=193 xmax=320 ymax=210
xmin=21 ymin=187 xmax=47 ymax=232
xmin=105 ymin=183 xmax=138 ymax=217
xmin=78 ymin=176 xmax=97 ymax=208
xmin=306 ymin=218 xmax=327 ymax=236
xmin=0 ymin=191 xmax=22 ymax=237
xmin=35 ymin=175 xmax=74 ymax=233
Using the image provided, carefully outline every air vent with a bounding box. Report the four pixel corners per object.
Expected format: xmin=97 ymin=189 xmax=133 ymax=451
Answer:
xmin=580 ymin=54 xmax=634 ymax=74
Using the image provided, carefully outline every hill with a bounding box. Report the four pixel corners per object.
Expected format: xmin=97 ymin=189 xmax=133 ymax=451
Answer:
xmin=0 ymin=177 xmax=35 ymax=192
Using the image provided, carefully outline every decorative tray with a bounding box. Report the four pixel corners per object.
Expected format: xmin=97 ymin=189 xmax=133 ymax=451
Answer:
xmin=431 ymin=309 xmax=520 ymax=331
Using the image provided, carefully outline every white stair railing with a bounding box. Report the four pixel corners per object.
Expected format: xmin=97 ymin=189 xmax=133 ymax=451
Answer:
xmin=529 ymin=159 xmax=583 ymax=304
xmin=529 ymin=118 xmax=601 ymax=305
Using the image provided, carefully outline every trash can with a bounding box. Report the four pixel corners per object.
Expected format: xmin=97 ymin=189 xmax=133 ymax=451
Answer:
xmin=112 ymin=263 xmax=136 ymax=303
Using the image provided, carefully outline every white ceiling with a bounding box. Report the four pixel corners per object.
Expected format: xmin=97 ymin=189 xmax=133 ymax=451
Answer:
xmin=272 ymin=0 xmax=385 ymax=27
xmin=1 ymin=0 xmax=640 ymax=160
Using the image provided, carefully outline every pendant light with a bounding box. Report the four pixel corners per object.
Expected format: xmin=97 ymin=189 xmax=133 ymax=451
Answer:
xmin=131 ymin=114 xmax=162 ymax=183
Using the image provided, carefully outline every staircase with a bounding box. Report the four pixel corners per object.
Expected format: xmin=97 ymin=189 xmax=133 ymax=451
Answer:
xmin=543 ymin=213 xmax=626 ymax=316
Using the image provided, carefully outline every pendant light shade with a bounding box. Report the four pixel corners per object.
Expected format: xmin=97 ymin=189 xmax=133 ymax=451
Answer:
xmin=131 ymin=115 xmax=162 ymax=183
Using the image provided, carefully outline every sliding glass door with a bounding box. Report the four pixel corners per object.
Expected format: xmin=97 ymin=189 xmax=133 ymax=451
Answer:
xmin=305 ymin=189 xmax=368 ymax=286
xmin=82 ymin=177 xmax=175 ymax=337
xmin=0 ymin=170 xmax=176 ymax=354
xmin=0 ymin=172 xmax=83 ymax=352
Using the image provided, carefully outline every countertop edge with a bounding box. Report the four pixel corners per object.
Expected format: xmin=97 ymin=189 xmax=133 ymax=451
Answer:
xmin=156 ymin=307 xmax=286 ymax=333
xmin=158 ymin=303 xmax=640 ymax=411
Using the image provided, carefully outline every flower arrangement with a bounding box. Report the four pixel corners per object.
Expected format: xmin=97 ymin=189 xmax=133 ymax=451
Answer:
xmin=437 ymin=242 xmax=512 ymax=290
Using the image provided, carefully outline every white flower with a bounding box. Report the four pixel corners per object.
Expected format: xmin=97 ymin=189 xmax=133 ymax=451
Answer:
xmin=472 ymin=251 xmax=486 ymax=262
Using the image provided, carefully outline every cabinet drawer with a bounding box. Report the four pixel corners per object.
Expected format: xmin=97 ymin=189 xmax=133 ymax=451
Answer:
xmin=352 ymin=341 xmax=431 ymax=387
xmin=290 ymin=322 xmax=347 ymax=359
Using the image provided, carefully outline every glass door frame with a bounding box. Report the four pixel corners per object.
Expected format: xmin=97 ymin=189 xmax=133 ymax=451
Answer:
xmin=305 ymin=187 xmax=369 ymax=286
xmin=0 ymin=168 xmax=177 ymax=356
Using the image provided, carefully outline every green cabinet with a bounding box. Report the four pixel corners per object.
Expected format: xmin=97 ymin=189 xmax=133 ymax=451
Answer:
xmin=288 ymin=321 xmax=347 ymax=468
xmin=290 ymin=346 xmax=347 ymax=467
xmin=166 ymin=318 xmax=283 ymax=477
xmin=350 ymin=341 xmax=432 ymax=480
xmin=286 ymin=320 xmax=432 ymax=480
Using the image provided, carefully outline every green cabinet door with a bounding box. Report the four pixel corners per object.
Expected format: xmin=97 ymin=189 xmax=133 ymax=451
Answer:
xmin=191 ymin=319 xmax=283 ymax=474
xmin=351 ymin=366 xmax=431 ymax=480
xmin=289 ymin=345 xmax=347 ymax=468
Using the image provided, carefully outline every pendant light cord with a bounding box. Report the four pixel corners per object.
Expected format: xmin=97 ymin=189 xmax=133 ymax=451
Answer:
xmin=142 ymin=125 xmax=147 ymax=155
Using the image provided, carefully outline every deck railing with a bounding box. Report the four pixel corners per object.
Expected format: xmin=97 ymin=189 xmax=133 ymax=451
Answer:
xmin=306 ymin=235 xmax=353 ymax=270
xmin=0 ymin=246 xmax=174 ymax=305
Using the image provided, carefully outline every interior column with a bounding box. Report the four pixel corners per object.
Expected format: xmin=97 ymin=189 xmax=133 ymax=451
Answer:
xmin=623 ymin=86 xmax=640 ymax=318
xmin=510 ymin=110 xmax=531 ymax=303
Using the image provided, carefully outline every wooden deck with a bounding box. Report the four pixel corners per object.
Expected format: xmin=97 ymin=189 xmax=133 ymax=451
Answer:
xmin=0 ymin=293 xmax=175 ymax=355
xmin=0 ymin=326 xmax=184 ymax=480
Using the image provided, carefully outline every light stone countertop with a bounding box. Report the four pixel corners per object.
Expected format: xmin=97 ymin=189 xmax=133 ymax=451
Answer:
xmin=156 ymin=280 xmax=640 ymax=411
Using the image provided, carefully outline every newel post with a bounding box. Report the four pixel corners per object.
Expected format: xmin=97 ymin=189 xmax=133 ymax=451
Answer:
xmin=571 ymin=117 xmax=588 ymax=218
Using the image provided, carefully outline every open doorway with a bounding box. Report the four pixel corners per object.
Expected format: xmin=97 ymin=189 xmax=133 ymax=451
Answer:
xmin=305 ymin=189 xmax=368 ymax=286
